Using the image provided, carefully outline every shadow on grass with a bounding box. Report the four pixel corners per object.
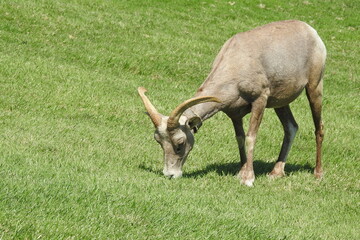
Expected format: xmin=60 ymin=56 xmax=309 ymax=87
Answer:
xmin=184 ymin=160 xmax=313 ymax=178
xmin=139 ymin=160 xmax=313 ymax=178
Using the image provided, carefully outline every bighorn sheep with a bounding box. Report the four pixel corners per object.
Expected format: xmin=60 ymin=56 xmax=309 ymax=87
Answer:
xmin=138 ymin=20 xmax=326 ymax=186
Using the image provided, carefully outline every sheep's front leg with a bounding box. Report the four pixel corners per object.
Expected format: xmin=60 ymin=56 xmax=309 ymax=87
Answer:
xmin=231 ymin=117 xmax=247 ymax=168
xmin=269 ymin=105 xmax=298 ymax=178
xmin=238 ymin=94 xmax=268 ymax=186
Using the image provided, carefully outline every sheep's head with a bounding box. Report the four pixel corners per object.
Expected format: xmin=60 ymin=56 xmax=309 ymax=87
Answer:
xmin=138 ymin=87 xmax=220 ymax=178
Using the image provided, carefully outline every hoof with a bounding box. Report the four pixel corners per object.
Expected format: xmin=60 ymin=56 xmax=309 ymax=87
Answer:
xmin=268 ymin=162 xmax=285 ymax=179
xmin=268 ymin=171 xmax=285 ymax=179
xmin=314 ymin=169 xmax=323 ymax=179
xmin=241 ymin=179 xmax=254 ymax=187
xmin=238 ymin=169 xmax=255 ymax=187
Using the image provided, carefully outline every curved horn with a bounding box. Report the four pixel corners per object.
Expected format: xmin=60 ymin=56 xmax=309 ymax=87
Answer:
xmin=167 ymin=96 xmax=221 ymax=130
xmin=138 ymin=87 xmax=162 ymax=127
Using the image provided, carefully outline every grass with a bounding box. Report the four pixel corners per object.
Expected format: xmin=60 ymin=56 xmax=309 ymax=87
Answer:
xmin=1 ymin=0 xmax=359 ymax=239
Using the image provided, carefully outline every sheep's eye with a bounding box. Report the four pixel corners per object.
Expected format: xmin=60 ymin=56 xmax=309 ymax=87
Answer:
xmin=175 ymin=142 xmax=185 ymax=153
xmin=175 ymin=146 xmax=182 ymax=153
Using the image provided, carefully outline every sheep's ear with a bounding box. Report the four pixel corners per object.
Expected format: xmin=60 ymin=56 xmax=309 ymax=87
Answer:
xmin=187 ymin=116 xmax=202 ymax=133
xmin=167 ymin=96 xmax=220 ymax=131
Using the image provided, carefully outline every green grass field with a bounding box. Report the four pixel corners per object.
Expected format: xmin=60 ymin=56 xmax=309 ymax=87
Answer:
xmin=1 ymin=0 xmax=359 ymax=239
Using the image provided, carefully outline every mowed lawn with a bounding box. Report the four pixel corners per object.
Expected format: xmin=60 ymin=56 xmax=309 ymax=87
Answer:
xmin=1 ymin=0 xmax=359 ymax=239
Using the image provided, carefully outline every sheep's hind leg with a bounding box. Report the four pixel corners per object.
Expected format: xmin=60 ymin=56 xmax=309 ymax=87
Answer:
xmin=306 ymin=83 xmax=324 ymax=179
